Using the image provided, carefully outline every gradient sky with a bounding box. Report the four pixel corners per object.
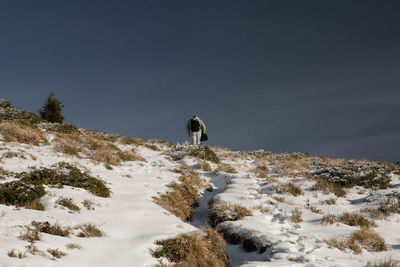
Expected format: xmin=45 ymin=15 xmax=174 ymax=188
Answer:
xmin=1 ymin=1 xmax=399 ymax=162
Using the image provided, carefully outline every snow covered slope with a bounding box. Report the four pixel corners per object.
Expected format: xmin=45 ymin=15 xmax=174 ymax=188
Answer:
xmin=0 ymin=121 xmax=399 ymax=267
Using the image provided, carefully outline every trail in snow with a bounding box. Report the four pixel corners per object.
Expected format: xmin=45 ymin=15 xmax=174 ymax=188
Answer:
xmin=191 ymin=172 xmax=269 ymax=267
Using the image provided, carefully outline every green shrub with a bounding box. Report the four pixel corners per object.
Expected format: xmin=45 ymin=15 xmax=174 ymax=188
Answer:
xmin=0 ymin=181 xmax=45 ymax=210
xmin=18 ymin=162 xmax=110 ymax=198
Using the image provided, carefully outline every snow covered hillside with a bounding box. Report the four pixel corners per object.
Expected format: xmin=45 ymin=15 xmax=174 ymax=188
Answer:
xmin=0 ymin=117 xmax=399 ymax=266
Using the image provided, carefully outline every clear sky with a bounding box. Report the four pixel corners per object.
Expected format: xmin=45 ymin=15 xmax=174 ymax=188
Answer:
xmin=1 ymin=0 xmax=399 ymax=162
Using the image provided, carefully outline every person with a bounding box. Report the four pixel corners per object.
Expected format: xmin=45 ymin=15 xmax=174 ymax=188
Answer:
xmin=186 ymin=116 xmax=206 ymax=145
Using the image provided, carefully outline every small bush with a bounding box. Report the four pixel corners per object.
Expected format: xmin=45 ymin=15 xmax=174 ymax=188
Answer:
xmin=327 ymin=228 xmax=387 ymax=254
xmin=379 ymin=197 xmax=400 ymax=216
xmin=311 ymin=178 xmax=346 ymax=197
xmin=289 ymin=208 xmax=303 ymax=223
xmin=208 ymin=202 xmax=252 ymax=227
xmin=82 ymin=199 xmax=95 ymax=210
xmin=19 ymin=227 xmax=41 ymax=243
xmin=47 ymin=248 xmax=67 ymax=258
xmin=215 ymin=164 xmax=238 ymax=174
xmin=0 ymin=181 xmax=45 ymax=210
xmin=151 ymin=228 xmax=229 ymax=267
xmin=18 ymin=162 xmax=110 ymax=198
xmin=8 ymin=249 xmax=26 ymax=258
xmin=56 ymin=197 xmax=80 ymax=212
xmin=66 ymin=243 xmax=81 ymax=250
xmin=31 ymin=221 xmax=70 ymax=237
xmin=340 ymin=212 xmax=376 ymax=228
xmin=253 ymin=164 xmax=269 ymax=178
xmin=321 ymin=214 xmax=336 ymax=224
xmin=76 ymin=223 xmax=103 ymax=238
xmin=278 ymin=182 xmax=303 ymax=196
xmin=321 ymin=197 xmax=337 ymax=205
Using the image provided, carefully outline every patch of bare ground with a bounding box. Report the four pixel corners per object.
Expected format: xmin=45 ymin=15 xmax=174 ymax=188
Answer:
xmin=326 ymin=228 xmax=387 ymax=254
xmin=153 ymin=164 xmax=207 ymax=221
xmin=208 ymin=201 xmax=252 ymax=227
xmin=151 ymin=228 xmax=229 ymax=267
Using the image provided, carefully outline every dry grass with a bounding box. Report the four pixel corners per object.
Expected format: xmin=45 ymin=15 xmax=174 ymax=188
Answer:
xmin=154 ymin=164 xmax=207 ymax=221
xmin=369 ymin=258 xmax=400 ymax=267
xmin=200 ymin=161 xmax=212 ymax=171
xmin=379 ymin=197 xmax=400 ymax=215
xmin=289 ymin=208 xmax=303 ymax=223
xmin=307 ymin=206 xmax=323 ymax=214
xmin=321 ymin=197 xmax=337 ymax=205
xmin=66 ymin=243 xmax=82 ymax=250
xmin=273 ymin=196 xmax=285 ymax=202
xmin=19 ymin=227 xmax=41 ymax=243
xmin=31 ymin=221 xmax=70 ymax=237
xmin=215 ymin=164 xmax=238 ymax=175
xmin=311 ymin=178 xmax=346 ymax=197
xmin=340 ymin=212 xmax=376 ymax=228
xmin=56 ymin=197 xmax=80 ymax=212
xmin=278 ymin=182 xmax=304 ymax=196
xmin=321 ymin=214 xmax=336 ymax=224
xmin=151 ymin=228 xmax=229 ymax=267
xmin=327 ymin=228 xmax=387 ymax=254
xmin=53 ymin=132 xmax=146 ymax=165
xmin=271 ymin=154 xmax=311 ymax=176
xmin=8 ymin=249 xmax=26 ymax=258
xmin=252 ymin=164 xmax=269 ymax=178
xmin=76 ymin=223 xmax=103 ymax=238
xmin=47 ymin=248 xmax=67 ymax=258
xmin=0 ymin=121 xmax=45 ymax=146
xmin=209 ymin=202 xmax=252 ymax=227
xmin=82 ymin=199 xmax=95 ymax=210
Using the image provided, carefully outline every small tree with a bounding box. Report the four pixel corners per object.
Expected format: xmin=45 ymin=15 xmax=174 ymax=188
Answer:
xmin=38 ymin=93 xmax=64 ymax=123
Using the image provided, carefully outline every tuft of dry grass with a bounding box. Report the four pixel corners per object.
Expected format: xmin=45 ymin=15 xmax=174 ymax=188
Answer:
xmin=76 ymin=223 xmax=103 ymax=238
xmin=151 ymin=228 xmax=229 ymax=267
xmin=0 ymin=121 xmax=45 ymax=146
xmin=278 ymin=182 xmax=304 ymax=196
xmin=154 ymin=164 xmax=207 ymax=221
xmin=327 ymin=228 xmax=387 ymax=254
xmin=209 ymin=202 xmax=252 ymax=227
xmin=31 ymin=221 xmax=70 ymax=237
xmin=53 ymin=132 xmax=146 ymax=165
xmin=66 ymin=243 xmax=81 ymax=250
xmin=200 ymin=161 xmax=212 ymax=172
xmin=273 ymin=196 xmax=285 ymax=202
xmin=271 ymin=153 xmax=311 ymax=176
xmin=82 ymin=199 xmax=95 ymax=210
xmin=56 ymin=197 xmax=80 ymax=212
xmin=321 ymin=214 xmax=336 ymax=224
xmin=289 ymin=208 xmax=303 ymax=223
xmin=369 ymin=258 xmax=400 ymax=267
xmin=215 ymin=164 xmax=238 ymax=175
xmin=321 ymin=197 xmax=337 ymax=205
xmin=340 ymin=212 xmax=376 ymax=228
xmin=8 ymin=249 xmax=26 ymax=258
xmin=19 ymin=227 xmax=41 ymax=243
xmin=252 ymin=164 xmax=269 ymax=178
xmin=47 ymin=248 xmax=67 ymax=258
xmin=311 ymin=178 xmax=346 ymax=197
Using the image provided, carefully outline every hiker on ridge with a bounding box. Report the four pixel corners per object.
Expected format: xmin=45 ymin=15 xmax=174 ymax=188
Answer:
xmin=186 ymin=116 xmax=206 ymax=146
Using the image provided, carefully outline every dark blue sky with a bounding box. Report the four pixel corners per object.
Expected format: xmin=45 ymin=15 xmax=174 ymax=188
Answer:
xmin=1 ymin=1 xmax=399 ymax=162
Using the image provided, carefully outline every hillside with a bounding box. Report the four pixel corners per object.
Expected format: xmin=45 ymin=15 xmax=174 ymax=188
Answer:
xmin=0 ymin=103 xmax=400 ymax=266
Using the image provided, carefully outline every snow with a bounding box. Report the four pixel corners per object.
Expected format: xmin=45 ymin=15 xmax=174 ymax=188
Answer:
xmin=0 ymin=135 xmax=399 ymax=266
